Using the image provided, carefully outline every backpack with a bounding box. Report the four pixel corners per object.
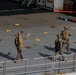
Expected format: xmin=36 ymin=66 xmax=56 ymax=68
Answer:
xmin=14 ymin=37 xmax=19 ymax=47
xmin=55 ymin=40 xmax=60 ymax=51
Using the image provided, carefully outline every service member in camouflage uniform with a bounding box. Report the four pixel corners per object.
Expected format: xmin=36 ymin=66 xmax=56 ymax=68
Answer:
xmin=15 ymin=32 xmax=23 ymax=61
xmin=61 ymin=26 xmax=71 ymax=54
xmin=14 ymin=31 xmax=30 ymax=63
xmin=54 ymin=34 xmax=66 ymax=61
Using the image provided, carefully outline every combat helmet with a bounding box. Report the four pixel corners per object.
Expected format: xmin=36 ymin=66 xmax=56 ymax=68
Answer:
xmin=64 ymin=26 xmax=68 ymax=30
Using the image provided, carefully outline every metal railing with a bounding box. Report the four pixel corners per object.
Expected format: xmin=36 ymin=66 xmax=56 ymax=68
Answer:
xmin=0 ymin=53 xmax=76 ymax=75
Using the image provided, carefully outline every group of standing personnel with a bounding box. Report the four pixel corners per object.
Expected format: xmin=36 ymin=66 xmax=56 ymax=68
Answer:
xmin=14 ymin=26 xmax=71 ymax=63
xmin=55 ymin=26 xmax=71 ymax=61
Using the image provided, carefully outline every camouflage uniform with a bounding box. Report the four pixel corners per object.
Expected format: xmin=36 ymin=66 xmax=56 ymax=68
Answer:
xmin=15 ymin=32 xmax=23 ymax=60
xmin=54 ymin=34 xmax=66 ymax=61
xmin=61 ymin=27 xmax=71 ymax=53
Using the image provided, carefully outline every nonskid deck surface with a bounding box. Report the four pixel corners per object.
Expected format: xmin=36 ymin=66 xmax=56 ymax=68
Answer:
xmin=0 ymin=0 xmax=76 ymax=75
